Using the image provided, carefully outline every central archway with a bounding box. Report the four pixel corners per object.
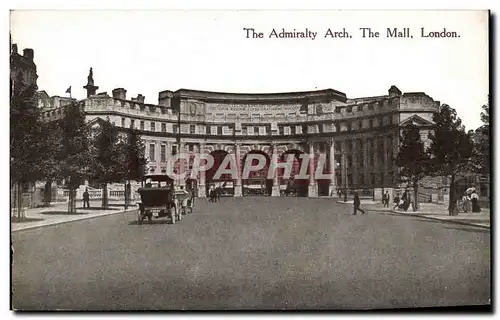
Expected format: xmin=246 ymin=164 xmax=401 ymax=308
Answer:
xmin=242 ymin=150 xmax=272 ymax=196
xmin=206 ymin=150 xmax=234 ymax=197
xmin=278 ymin=149 xmax=309 ymax=197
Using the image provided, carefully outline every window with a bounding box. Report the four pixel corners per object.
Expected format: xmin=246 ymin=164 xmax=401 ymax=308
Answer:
xmin=335 ymin=123 xmax=340 ymax=132
xmin=217 ymin=126 xmax=223 ymax=135
xmin=190 ymin=125 xmax=196 ymax=134
xmin=173 ymin=124 xmax=178 ymax=134
xmin=335 ymin=107 xmax=342 ymax=113
xmin=242 ymin=126 xmax=247 ymax=135
xmin=140 ymin=121 xmax=145 ymax=130
xmin=279 ymin=126 xmax=284 ymax=135
xmin=358 ymin=105 xmax=364 ymax=112
xmin=121 ymin=117 xmax=126 ymax=127
xmin=347 ymin=106 xmax=353 ymax=113
xmin=149 ymin=144 xmax=155 ymax=161
xmin=130 ymin=119 xmax=135 ymax=129
xmin=302 ymin=125 xmax=307 ymax=134
xmin=150 ymin=122 xmax=155 ymax=132
xmin=160 ymin=145 xmax=166 ymax=162
xmin=188 ymin=144 xmax=194 ymax=152
xmin=254 ymin=127 xmax=259 ymax=135
xmin=358 ymin=120 xmax=363 ymax=130
xmin=369 ymin=119 xmax=373 ymax=128
xmin=172 ymin=145 xmax=177 ymax=155
xmin=291 ymin=126 xmax=296 ymax=135
xmin=265 ymin=126 xmax=270 ymax=134
xmin=161 ymin=123 xmax=166 ymax=133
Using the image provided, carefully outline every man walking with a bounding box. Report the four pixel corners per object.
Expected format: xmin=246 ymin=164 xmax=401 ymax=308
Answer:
xmin=83 ymin=188 xmax=90 ymax=208
xmin=384 ymin=191 xmax=390 ymax=208
xmin=353 ymin=192 xmax=366 ymax=215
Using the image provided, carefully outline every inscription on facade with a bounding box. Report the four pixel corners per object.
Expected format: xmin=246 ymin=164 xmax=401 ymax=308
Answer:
xmin=206 ymin=103 xmax=302 ymax=114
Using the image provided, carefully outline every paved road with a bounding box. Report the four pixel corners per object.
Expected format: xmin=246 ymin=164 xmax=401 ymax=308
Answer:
xmin=12 ymin=197 xmax=490 ymax=310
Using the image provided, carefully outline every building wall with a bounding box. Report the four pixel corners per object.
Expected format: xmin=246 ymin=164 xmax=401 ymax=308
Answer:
xmin=38 ymin=85 xmax=441 ymax=198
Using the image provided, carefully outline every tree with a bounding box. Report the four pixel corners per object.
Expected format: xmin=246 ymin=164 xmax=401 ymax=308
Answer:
xmin=37 ymin=119 xmax=64 ymax=206
xmin=59 ymin=102 xmax=93 ymax=213
xmin=122 ymin=128 xmax=148 ymax=209
xmin=396 ymin=123 xmax=430 ymax=211
xmin=471 ymin=103 xmax=490 ymax=175
xmin=10 ymin=73 xmax=43 ymax=218
xmin=427 ymin=104 xmax=473 ymax=215
xmin=90 ymin=119 xmax=127 ymax=209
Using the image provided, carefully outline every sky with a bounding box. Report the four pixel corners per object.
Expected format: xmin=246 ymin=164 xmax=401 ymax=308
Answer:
xmin=10 ymin=10 xmax=489 ymax=130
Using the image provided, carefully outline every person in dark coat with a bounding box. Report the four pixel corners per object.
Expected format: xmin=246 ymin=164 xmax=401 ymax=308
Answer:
xmin=83 ymin=188 xmax=90 ymax=208
xmin=384 ymin=191 xmax=390 ymax=207
xmin=353 ymin=192 xmax=366 ymax=215
xmin=470 ymin=191 xmax=481 ymax=213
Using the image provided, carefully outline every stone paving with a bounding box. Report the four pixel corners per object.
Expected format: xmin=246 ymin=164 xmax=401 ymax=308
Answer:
xmin=355 ymin=202 xmax=491 ymax=228
xmin=11 ymin=200 xmax=137 ymax=232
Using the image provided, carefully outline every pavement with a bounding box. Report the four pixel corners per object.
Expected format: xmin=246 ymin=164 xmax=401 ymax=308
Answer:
xmin=11 ymin=200 xmax=138 ymax=232
xmin=11 ymin=197 xmax=490 ymax=310
xmin=337 ymin=200 xmax=491 ymax=229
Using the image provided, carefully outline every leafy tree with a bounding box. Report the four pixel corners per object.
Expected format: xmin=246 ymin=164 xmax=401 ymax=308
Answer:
xmin=427 ymin=104 xmax=473 ymax=215
xmin=37 ymin=119 xmax=64 ymax=206
xmin=59 ymin=102 xmax=93 ymax=213
xmin=10 ymin=73 xmax=43 ymax=218
xmin=471 ymin=103 xmax=490 ymax=175
xmin=90 ymin=118 xmax=127 ymax=209
xmin=396 ymin=123 xmax=430 ymax=211
xmin=122 ymin=128 xmax=148 ymax=208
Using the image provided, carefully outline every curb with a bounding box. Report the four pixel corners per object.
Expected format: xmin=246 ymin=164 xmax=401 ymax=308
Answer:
xmin=11 ymin=208 xmax=138 ymax=232
xmin=371 ymin=209 xmax=490 ymax=229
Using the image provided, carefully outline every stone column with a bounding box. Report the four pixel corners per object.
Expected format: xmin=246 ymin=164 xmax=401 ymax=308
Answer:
xmin=198 ymin=143 xmax=206 ymax=198
xmin=352 ymin=139 xmax=359 ymax=189
xmin=155 ymin=140 xmax=160 ymax=167
xmin=341 ymin=140 xmax=347 ymax=194
xmin=373 ymin=137 xmax=383 ymax=201
xmin=384 ymin=136 xmax=390 ymax=186
xmin=179 ymin=142 xmax=186 ymax=187
xmin=234 ymin=143 xmax=243 ymax=197
xmin=308 ymin=142 xmax=318 ymax=197
xmin=271 ymin=143 xmax=280 ymax=197
xmin=328 ymin=140 xmax=336 ymax=196
xmin=363 ymin=138 xmax=369 ymax=186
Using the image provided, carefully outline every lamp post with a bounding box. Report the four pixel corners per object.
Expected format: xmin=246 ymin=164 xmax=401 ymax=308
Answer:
xmin=343 ymin=155 xmax=348 ymax=202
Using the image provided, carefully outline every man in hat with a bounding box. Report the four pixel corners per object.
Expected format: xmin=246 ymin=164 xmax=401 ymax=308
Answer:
xmin=353 ymin=191 xmax=366 ymax=215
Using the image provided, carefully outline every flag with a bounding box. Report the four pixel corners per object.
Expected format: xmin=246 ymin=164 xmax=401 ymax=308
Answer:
xmin=65 ymin=86 xmax=71 ymax=94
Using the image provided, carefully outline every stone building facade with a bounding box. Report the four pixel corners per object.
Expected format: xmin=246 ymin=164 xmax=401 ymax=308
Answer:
xmin=39 ymin=71 xmax=441 ymax=200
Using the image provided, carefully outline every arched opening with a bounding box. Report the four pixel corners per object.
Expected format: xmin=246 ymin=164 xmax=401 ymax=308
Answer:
xmin=242 ymin=150 xmax=272 ymax=196
xmin=278 ymin=150 xmax=308 ymax=197
xmin=206 ymin=150 xmax=234 ymax=197
xmin=316 ymin=146 xmax=333 ymax=197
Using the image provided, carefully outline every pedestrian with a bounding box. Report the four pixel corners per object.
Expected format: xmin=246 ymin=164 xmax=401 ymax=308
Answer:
xmin=209 ymin=186 xmax=214 ymax=203
xmin=83 ymin=188 xmax=90 ymax=208
xmin=384 ymin=191 xmax=390 ymax=208
xmin=353 ymin=192 xmax=366 ymax=215
xmin=216 ymin=187 xmax=221 ymax=202
xmin=470 ymin=191 xmax=481 ymax=213
xmin=393 ymin=195 xmax=400 ymax=210
xmin=402 ymin=190 xmax=410 ymax=212
xmin=461 ymin=192 xmax=470 ymax=213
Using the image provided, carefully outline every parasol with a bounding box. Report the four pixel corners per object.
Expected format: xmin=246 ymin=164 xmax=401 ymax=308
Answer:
xmin=466 ymin=187 xmax=476 ymax=194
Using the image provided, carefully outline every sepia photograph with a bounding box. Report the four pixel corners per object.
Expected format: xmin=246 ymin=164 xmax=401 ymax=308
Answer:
xmin=9 ymin=9 xmax=491 ymax=311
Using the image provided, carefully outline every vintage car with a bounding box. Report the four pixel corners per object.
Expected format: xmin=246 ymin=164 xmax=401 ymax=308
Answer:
xmin=136 ymin=175 xmax=181 ymax=224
